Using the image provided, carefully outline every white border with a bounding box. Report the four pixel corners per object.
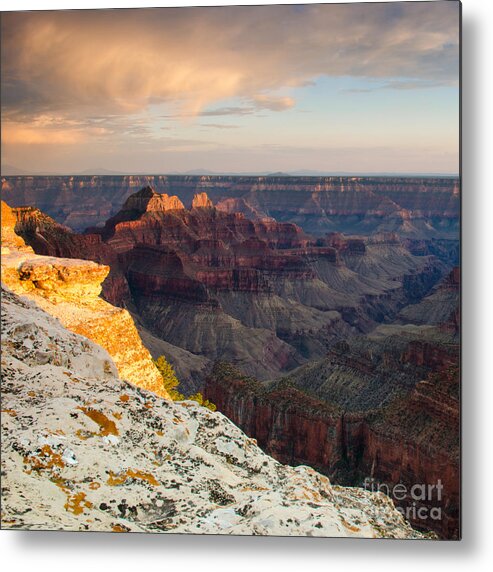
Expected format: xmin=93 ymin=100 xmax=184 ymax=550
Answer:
xmin=2 ymin=0 xmax=493 ymax=569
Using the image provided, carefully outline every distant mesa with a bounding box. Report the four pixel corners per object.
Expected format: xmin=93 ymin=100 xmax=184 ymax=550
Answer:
xmin=122 ymin=186 xmax=185 ymax=214
xmin=192 ymin=192 xmax=214 ymax=209
xmin=122 ymin=187 xmax=214 ymax=213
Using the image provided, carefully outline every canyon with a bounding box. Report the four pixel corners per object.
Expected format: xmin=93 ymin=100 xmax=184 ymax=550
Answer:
xmin=204 ymin=266 xmax=460 ymax=538
xmin=10 ymin=187 xmax=454 ymax=391
xmin=2 ymin=176 xmax=460 ymax=538
xmin=1 ymin=213 xmax=427 ymax=538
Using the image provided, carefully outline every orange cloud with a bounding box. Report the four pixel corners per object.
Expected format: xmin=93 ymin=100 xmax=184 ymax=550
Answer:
xmin=2 ymin=125 xmax=83 ymax=145
xmin=1 ymin=119 xmax=110 ymax=146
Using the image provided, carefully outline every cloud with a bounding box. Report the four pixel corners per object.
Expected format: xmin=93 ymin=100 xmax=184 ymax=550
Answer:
xmin=1 ymin=114 xmax=112 ymax=145
xmin=1 ymin=124 xmax=85 ymax=145
xmin=200 ymin=123 xmax=239 ymax=130
xmin=342 ymin=79 xmax=457 ymax=94
xmin=252 ymin=95 xmax=295 ymax=112
xmin=2 ymin=3 xmax=459 ymax=124
xmin=161 ymin=95 xmax=296 ymax=120
xmin=380 ymin=79 xmax=458 ymax=91
xmin=1 ymin=1 xmax=459 ymax=174
xmin=198 ymin=107 xmax=253 ymax=117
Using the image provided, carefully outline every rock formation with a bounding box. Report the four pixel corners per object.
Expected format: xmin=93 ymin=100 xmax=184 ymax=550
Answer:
xmin=398 ymin=267 xmax=460 ymax=330
xmin=118 ymin=186 xmax=185 ymax=214
xmin=1 ymin=201 xmax=168 ymax=399
xmin=11 ymin=205 xmax=130 ymax=306
xmin=192 ymin=192 xmax=213 ymax=208
xmin=1 ymin=200 xmax=32 ymax=252
xmin=1 ymin=285 xmax=427 ymax=537
xmin=101 ymin=195 xmax=444 ymax=382
xmin=11 ymin=190 xmax=449 ymax=388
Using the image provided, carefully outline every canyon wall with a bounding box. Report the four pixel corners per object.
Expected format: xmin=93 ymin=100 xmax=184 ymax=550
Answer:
xmin=203 ymin=272 xmax=460 ymax=538
xmin=2 ymin=175 xmax=459 ymax=237
xmin=205 ymin=359 xmax=459 ymax=539
xmin=198 ymin=249 xmax=460 ymax=539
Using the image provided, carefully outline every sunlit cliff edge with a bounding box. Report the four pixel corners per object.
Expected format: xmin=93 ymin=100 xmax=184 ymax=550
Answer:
xmin=1 ymin=200 xmax=169 ymax=399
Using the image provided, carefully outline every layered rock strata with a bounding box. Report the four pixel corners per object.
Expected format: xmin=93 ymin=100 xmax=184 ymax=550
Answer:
xmin=2 ymin=175 xmax=459 ymax=237
xmin=11 ymin=190 xmax=448 ymax=387
xmin=398 ymin=267 xmax=460 ymax=330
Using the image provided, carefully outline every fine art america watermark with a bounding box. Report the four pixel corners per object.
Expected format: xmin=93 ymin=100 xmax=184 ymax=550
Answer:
xmin=363 ymin=477 xmax=443 ymax=521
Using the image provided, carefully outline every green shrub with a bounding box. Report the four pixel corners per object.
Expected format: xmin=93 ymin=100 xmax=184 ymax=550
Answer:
xmin=153 ymin=355 xmax=183 ymax=399
xmin=153 ymin=356 xmax=217 ymax=410
xmin=187 ymin=392 xmax=217 ymax=412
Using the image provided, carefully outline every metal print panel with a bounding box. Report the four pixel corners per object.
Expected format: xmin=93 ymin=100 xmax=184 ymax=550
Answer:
xmin=0 ymin=1 xmax=461 ymax=539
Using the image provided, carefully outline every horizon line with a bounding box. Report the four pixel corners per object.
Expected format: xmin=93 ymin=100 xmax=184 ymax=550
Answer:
xmin=1 ymin=171 xmax=460 ymax=179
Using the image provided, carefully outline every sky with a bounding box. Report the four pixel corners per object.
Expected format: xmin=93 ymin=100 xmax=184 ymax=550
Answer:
xmin=0 ymin=2 xmax=460 ymax=175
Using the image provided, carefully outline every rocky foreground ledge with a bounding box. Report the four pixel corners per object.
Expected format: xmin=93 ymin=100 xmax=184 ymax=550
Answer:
xmin=1 ymin=286 xmax=425 ymax=537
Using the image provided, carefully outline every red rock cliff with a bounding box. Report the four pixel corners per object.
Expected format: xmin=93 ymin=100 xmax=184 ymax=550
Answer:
xmin=205 ymin=361 xmax=459 ymax=539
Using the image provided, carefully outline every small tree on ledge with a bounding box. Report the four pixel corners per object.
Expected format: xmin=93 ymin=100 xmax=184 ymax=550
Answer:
xmin=153 ymin=355 xmax=184 ymax=400
xmin=153 ymin=355 xmax=216 ymax=410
